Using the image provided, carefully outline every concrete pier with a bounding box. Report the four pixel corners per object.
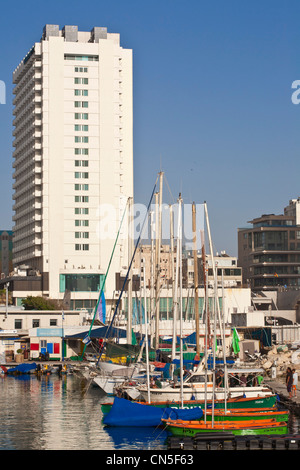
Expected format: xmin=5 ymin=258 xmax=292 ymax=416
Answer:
xmin=265 ymin=378 xmax=300 ymax=416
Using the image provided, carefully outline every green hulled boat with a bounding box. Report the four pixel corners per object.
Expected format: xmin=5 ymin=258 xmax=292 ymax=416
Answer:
xmin=101 ymin=394 xmax=278 ymax=415
xmin=203 ymin=408 xmax=289 ymax=423
xmin=162 ymin=418 xmax=288 ymax=437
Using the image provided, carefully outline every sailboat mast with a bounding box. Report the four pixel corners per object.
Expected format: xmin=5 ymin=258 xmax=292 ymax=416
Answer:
xmin=192 ymin=202 xmax=200 ymax=357
xmin=150 ymin=210 xmax=155 ymax=344
xmin=221 ymin=267 xmax=228 ymax=414
xmin=204 ymin=202 xmax=216 ymax=426
xmin=200 ymin=225 xmax=209 ymax=423
xmin=169 ymin=204 xmax=175 ymax=318
xmin=171 ymin=196 xmax=181 ymax=362
xmin=204 ymin=201 xmax=227 ymax=423
xmin=178 ymin=195 xmax=184 ymax=408
xmin=142 ymin=257 xmax=151 ymax=404
xmin=127 ymin=196 xmax=134 ymax=344
xmin=154 ymin=171 xmax=164 ymax=350
xmin=200 ymin=229 xmax=211 ymax=348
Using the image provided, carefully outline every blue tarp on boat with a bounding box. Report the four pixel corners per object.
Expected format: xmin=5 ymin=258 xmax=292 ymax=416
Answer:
xmin=65 ymin=326 xmax=127 ymax=340
xmin=7 ymin=363 xmax=37 ymax=374
xmin=103 ymin=397 xmax=203 ymax=427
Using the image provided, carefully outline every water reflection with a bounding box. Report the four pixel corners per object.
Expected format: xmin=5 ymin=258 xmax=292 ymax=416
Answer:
xmin=0 ymin=373 xmax=299 ymax=450
xmin=104 ymin=426 xmax=168 ymax=450
xmin=0 ymin=374 xmax=116 ymax=450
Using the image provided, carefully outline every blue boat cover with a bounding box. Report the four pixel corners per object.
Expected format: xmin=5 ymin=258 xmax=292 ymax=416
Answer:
xmin=7 ymin=363 xmax=37 ymax=374
xmin=103 ymin=397 xmax=203 ymax=427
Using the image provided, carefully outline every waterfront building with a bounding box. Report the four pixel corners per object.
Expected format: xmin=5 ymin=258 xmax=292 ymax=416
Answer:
xmin=133 ymin=245 xmax=242 ymax=290
xmin=0 ymin=231 xmax=13 ymax=277
xmin=10 ymin=24 xmax=133 ymax=309
xmin=0 ymin=306 xmax=92 ymax=361
xmin=133 ymin=244 xmax=176 ymax=289
xmin=183 ymin=250 xmax=242 ymax=288
xmin=238 ymin=198 xmax=300 ymax=291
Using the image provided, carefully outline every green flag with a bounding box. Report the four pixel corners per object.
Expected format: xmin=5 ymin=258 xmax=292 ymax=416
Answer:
xmin=232 ymin=328 xmax=240 ymax=354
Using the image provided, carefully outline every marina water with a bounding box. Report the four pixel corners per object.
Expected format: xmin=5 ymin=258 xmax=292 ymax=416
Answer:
xmin=0 ymin=372 xmax=299 ymax=451
xmin=0 ymin=373 xmax=167 ymax=450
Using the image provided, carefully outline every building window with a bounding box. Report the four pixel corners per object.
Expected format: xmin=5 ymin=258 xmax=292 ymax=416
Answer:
xmin=65 ymin=54 xmax=98 ymax=61
xmin=74 ymin=101 xmax=89 ymax=108
xmin=74 ymin=149 xmax=89 ymax=156
xmin=74 ymin=172 xmax=89 ymax=179
xmin=74 ymin=113 xmax=89 ymax=120
xmin=75 ymin=196 xmax=89 ymax=202
xmin=74 ymin=244 xmax=89 ymax=251
xmin=74 ymin=89 xmax=88 ymax=96
xmin=74 ymin=125 xmax=89 ymax=131
xmin=50 ymin=319 xmax=57 ymax=326
xmin=74 ymin=67 xmax=88 ymax=73
xmin=75 ymin=232 xmax=89 ymax=238
xmin=75 ymin=220 xmax=89 ymax=227
xmin=15 ymin=319 xmax=22 ymax=329
xmin=75 ymin=160 xmax=89 ymax=167
xmin=75 ymin=208 xmax=89 ymax=214
xmin=32 ymin=319 xmax=40 ymax=328
xmin=60 ymin=273 xmax=103 ymax=292
xmin=74 ymin=78 xmax=89 ymax=85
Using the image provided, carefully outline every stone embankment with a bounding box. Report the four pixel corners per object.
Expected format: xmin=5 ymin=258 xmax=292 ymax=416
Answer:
xmin=260 ymin=344 xmax=300 ymax=414
xmin=260 ymin=344 xmax=300 ymax=378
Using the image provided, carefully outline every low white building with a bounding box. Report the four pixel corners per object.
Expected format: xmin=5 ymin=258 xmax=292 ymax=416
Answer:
xmin=0 ymin=307 xmax=90 ymax=361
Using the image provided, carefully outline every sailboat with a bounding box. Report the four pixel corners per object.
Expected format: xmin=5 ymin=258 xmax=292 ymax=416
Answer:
xmin=137 ymin=363 xmax=276 ymax=404
xmin=159 ymin=202 xmax=288 ymax=437
xmin=138 ymin=201 xmax=276 ymax=408
xmin=198 ymin=407 xmax=289 ymax=423
xmin=161 ymin=417 xmax=288 ymax=437
xmin=102 ymin=246 xmax=204 ymax=427
xmin=92 ymin=179 xmax=164 ymax=397
xmin=101 ymin=198 xmax=278 ymax=417
xmin=102 ymin=396 xmax=204 ymax=427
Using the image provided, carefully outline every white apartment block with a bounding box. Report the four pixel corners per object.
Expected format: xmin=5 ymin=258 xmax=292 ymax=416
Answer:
xmin=12 ymin=24 xmax=133 ymax=309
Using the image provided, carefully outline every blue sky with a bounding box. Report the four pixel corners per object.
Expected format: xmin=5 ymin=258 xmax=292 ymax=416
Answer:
xmin=1 ymin=0 xmax=300 ymax=256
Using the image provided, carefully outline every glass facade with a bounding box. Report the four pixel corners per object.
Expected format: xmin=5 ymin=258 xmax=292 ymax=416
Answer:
xmin=59 ymin=274 xmax=104 ymax=292
xmin=123 ymin=296 xmax=222 ymax=323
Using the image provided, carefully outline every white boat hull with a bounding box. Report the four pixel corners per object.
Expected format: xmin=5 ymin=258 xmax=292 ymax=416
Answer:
xmin=139 ymin=385 xmax=273 ymax=403
xmin=93 ymin=376 xmax=125 ymax=395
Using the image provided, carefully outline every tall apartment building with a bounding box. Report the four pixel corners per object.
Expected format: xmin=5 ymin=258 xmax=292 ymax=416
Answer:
xmin=238 ymin=198 xmax=300 ymax=291
xmin=0 ymin=231 xmax=13 ymax=277
xmin=11 ymin=25 xmax=133 ymax=309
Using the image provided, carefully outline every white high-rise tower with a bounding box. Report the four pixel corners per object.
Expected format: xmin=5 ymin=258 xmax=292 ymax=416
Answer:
xmin=12 ymin=24 xmax=133 ymax=309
